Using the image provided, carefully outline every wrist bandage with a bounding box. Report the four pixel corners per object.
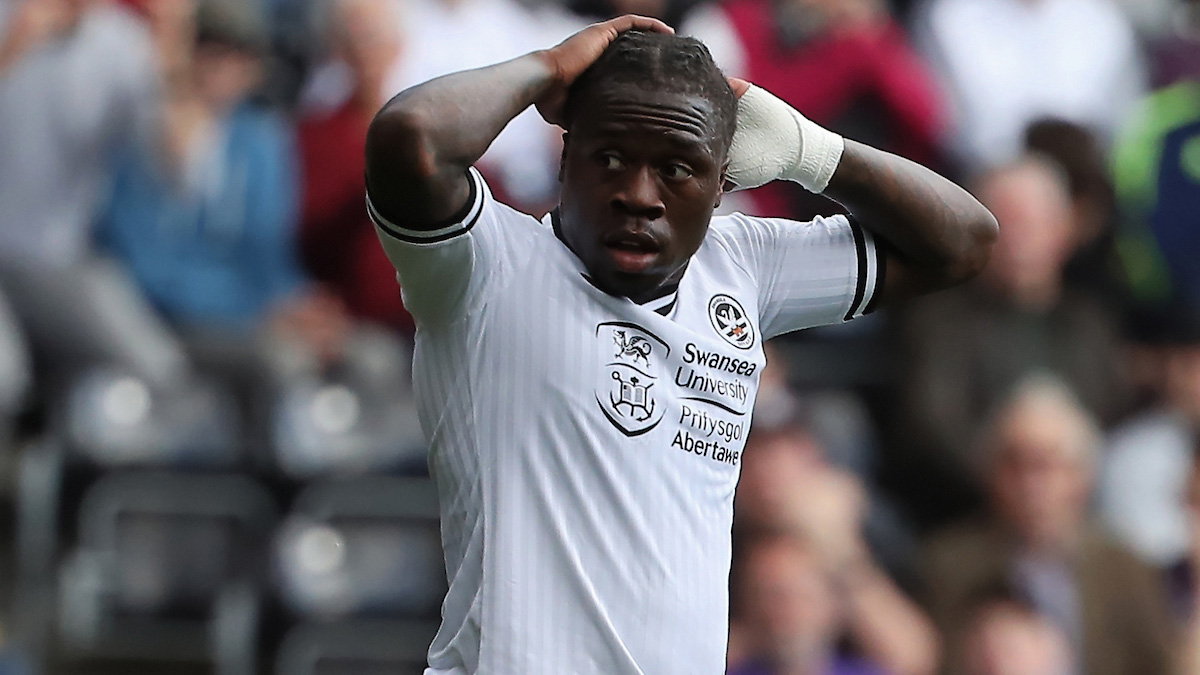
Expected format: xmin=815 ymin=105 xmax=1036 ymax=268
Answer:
xmin=725 ymin=84 xmax=845 ymax=194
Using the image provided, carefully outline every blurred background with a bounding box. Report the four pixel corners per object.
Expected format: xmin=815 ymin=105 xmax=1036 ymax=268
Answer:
xmin=0 ymin=0 xmax=1198 ymax=673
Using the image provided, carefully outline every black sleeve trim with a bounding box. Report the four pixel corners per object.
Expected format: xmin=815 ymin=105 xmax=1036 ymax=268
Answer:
xmin=844 ymin=217 xmax=869 ymax=322
xmin=366 ymin=168 xmax=483 ymax=245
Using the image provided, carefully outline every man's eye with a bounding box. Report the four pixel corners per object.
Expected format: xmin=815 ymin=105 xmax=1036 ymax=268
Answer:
xmin=599 ymin=153 xmax=625 ymax=171
xmin=662 ymin=164 xmax=693 ymax=180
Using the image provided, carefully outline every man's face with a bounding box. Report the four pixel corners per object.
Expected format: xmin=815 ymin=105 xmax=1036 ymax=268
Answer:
xmin=192 ymin=43 xmax=262 ymax=113
xmin=989 ymin=409 xmax=1093 ymax=551
xmin=558 ymin=83 xmax=726 ymax=302
xmin=978 ymin=166 xmax=1074 ymax=305
xmin=963 ymin=604 xmax=1074 ymax=675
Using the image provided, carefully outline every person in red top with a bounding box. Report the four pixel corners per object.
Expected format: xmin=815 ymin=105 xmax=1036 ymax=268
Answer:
xmin=684 ymin=0 xmax=945 ymax=219
xmin=297 ymin=0 xmax=415 ymax=336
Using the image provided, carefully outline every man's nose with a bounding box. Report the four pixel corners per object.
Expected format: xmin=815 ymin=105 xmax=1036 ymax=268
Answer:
xmin=612 ymin=166 xmax=665 ymax=220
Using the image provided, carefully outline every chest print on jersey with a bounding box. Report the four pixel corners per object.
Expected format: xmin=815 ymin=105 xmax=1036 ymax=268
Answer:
xmin=594 ymin=322 xmax=670 ymax=437
xmin=707 ymin=294 xmax=755 ymax=350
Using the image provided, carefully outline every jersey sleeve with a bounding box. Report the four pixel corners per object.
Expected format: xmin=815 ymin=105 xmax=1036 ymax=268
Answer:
xmin=718 ymin=212 xmax=884 ymax=340
xmin=366 ymin=167 xmax=513 ymax=325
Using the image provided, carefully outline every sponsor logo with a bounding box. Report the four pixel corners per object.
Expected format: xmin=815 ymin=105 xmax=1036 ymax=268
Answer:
xmin=708 ymin=294 xmax=754 ymax=350
xmin=595 ymin=322 xmax=670 ymax=437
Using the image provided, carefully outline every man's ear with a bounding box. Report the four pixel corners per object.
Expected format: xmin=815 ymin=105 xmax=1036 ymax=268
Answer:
xmin=716 ymin=158 xmax=730 ymax=208
xmin=558 ymin=132 xmax=570 ymax=183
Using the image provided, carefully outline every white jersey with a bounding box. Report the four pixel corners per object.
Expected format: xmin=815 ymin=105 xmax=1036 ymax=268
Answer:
xmin=368 ymin=168 xmax=881 ymax=675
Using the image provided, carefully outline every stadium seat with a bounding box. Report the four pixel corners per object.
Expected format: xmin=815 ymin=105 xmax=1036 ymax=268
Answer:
xmin=273 ymin=476 xmax=444 ymax=673
xmin=53 ymin=472 xmax=278 ymax=674
xmin=65 ymin=366 xmax=242 ymax=469
xmin=271 ymin=377 xmax=426 ymax=479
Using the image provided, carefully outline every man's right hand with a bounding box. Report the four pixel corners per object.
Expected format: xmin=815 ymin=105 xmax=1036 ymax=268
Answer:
xmin=534 ymin=14 xmax=673 ymax=127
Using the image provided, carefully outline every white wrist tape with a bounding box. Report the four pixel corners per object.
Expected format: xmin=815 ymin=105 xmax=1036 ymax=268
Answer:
xmin=725 ymin=84 xmax=845 ymax=193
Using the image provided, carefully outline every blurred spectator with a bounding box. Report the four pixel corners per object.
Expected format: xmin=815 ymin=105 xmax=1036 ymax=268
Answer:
xmin=915 ymin=0 xmax=1145 ymax=171
xmin=897 ymin=156 xmax=1128 ymax=515
xmin=922 ymin=376 xmax=1174 ymax=675
xmin=0 ymin=0 xmax=189 ymax=390
xmin=1100 ymin=303 xmax=1200 ymax=567
xmin=731 ymin=533 xmax=893 ymax=675
xmin=735 ymin=428 xmax=940 ymax=675
xmin=1111 ymin=74 xmax=1200 ymax=312
xmin=684 ymin=0 xmax=944 ymax=218
xmin=98 ymin=0 xmax=331 ymax=344
xmin=300 ymin=0 xmax=580 ymax=212
xmin=98 ymin=0 xmax=414 ymax=447
xmin=0 ymin=0 xmax=155 ymax=267
xmin=958 ymin=589 xmax=1076 ymax=675
xmin=297 ymin=0 xmax=414 ymax=335
xmin=1023 ymin=119 xmax=1125 ymax=307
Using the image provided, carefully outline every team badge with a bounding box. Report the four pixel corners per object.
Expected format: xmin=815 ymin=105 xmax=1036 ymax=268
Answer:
xmin=708 ymin=295 xmax=754 ymax=350
xmin=595 ymin=322 xmax=669 ymax=437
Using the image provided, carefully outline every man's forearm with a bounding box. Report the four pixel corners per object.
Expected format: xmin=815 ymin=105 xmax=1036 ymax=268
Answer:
xmin=365 ymin=53 xmax=555 ymax=226
xmin=824 ymin=141 xmax=998 ymax=298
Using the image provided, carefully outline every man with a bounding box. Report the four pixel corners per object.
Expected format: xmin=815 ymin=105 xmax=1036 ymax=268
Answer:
xmin=0 ymin=0 xmax=188 ymax=390
xmin=298 ymin=0 xmax=415 ymax=335
xmin=959 ymin=591 xmax=1075 ymax=675
xmin=1100 ymin=303 xmax=1200 ymax=566
xmin=915 ymin=0 xmax=1145 ymax=171
xmin=729 ymin=532 xmax=897 ymax=675
xmin=364 ymin=16 xmax=996 ymax=674
xmin=733 ymin=430 xmax=939 ymax=675
xmin=898 ymin=155 xmax=1127 ymax=522
xmin=922 ymin=376 xmax=1173 ymax=675
xmin=683 ymin=0 xmax=945 ymax=219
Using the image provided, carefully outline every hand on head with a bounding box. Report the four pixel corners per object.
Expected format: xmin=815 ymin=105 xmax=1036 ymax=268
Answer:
xmin=535 ymin=15 xmax=673 ymax=126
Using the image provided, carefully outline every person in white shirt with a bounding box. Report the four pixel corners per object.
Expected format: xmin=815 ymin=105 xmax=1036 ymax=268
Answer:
xmin=915 ymin=0 xmax=1146 ymax=170
xmin=364 ymin=16 xmax=997 ymax=674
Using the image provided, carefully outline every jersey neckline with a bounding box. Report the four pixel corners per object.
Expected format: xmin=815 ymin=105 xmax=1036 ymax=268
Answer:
xmin=547 ymin=208 xmax=681 ymax=317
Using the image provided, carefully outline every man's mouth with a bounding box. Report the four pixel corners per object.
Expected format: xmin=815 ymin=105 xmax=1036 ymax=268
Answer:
xmin=604 ymin=231 xmax=662 ymax=274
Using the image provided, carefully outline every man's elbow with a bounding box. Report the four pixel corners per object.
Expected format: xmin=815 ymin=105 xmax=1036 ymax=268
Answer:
xmin=366 ymin=101 xmax=441 ymax=188
xmin=947 ymin=205 xmax=998 ymax=284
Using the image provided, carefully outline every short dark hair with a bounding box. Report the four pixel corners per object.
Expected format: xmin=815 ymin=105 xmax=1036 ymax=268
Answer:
xmin=563 ymin=31 xmax=738 ymax=158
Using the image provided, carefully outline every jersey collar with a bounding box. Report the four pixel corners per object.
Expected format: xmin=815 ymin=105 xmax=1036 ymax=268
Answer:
xmin=548 ymin=209 xmax=680 ymax=316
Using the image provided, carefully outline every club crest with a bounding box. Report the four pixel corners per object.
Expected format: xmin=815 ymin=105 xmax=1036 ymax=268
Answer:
xmin=708 ymin=294 xmax=754 ymax=350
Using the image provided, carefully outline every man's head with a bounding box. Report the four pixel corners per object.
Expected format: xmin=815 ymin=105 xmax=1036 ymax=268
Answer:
xmin=557 ymin=31 xmax=737 ymax=302
xmin=980 ymin=376 xmax=1099 ymax=552
xmin=974 ymin=156 xmax=1075 ymax=309
xmin=961 ymin=593 xmax=1074 ymax=675
xmin=192 ymin=0 xmax=268 ymax=112
xmin=734 ymin=533 xmax=841 ymax=669
xmin=327 ymin=0 xmax=402 ymax=91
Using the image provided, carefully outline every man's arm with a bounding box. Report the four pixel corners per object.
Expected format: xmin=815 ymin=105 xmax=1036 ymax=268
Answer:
xmin=725 ymin=81 xmax=997 ymax=306
xmin=824 ymin=141 xmax=998 ymax=304
xmin=364 ymin=15 xmax=673 ymax=231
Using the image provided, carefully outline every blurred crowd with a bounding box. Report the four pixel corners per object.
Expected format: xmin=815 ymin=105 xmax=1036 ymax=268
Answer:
xmin=1 ymin=0 xmax=1200 ymax=672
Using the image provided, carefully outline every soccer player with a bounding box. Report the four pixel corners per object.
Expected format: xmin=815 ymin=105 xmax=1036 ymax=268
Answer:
xmin=364 ymin=15 xmax=997 ymax=675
